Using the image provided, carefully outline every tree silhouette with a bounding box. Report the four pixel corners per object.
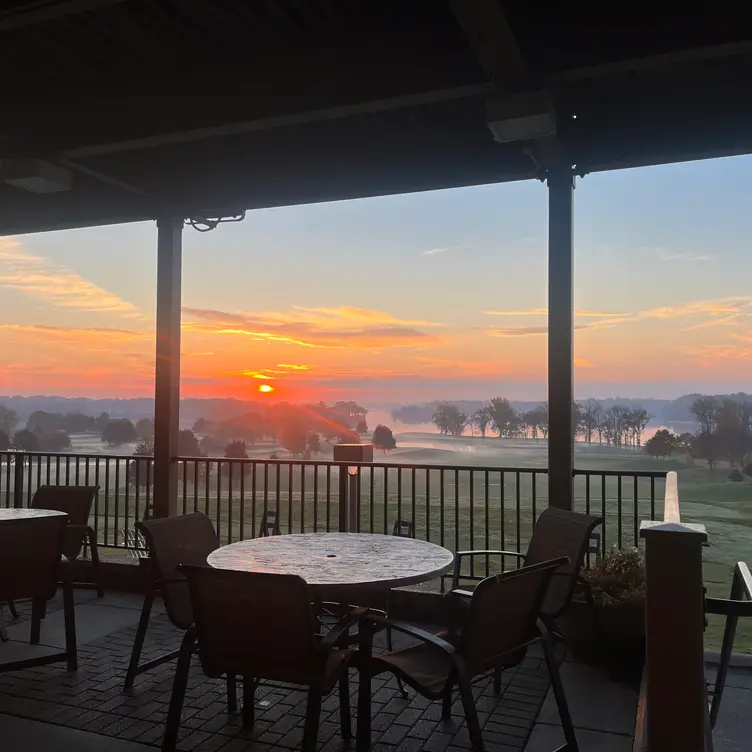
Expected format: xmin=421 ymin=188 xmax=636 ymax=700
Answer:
xmin=136 ymin=418 xmax=154 ymax=442
xmin=128 ymin=440 xmax=153 ymax=489
xmin=0 ymin=406 xmax=18 ymax=436
xmin=645 ymin=429 xmax=676 ymax=459
xmin=472 ymin=407 xmax=492 ymax=437
xmin=178 ymin=429 xmax=201 ymax=457
xmin=355 ymin=419 xmax=368 ymax=435
xmin=102 ymin=419 xmax=137 ymax=446
xmin=307 ymin=433 xmax=322 ymax=455
xmin=372 ymin=424 xmax=396 ymax=452
xmin=13 ymin=429 xmax=39 ymax=451
xmin=489 ymin=397 xmax=517 ymax=437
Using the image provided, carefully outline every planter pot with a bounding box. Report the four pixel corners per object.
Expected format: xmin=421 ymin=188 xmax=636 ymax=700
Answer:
xmin=596 ymin=600 xmax=645 ymax=688
xmin=558 ymin=598 xmax=645 ymax=688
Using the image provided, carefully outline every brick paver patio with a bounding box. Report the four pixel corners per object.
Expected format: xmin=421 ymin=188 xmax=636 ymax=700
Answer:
xmin=0 ymin=592 xmax=553 ymax=751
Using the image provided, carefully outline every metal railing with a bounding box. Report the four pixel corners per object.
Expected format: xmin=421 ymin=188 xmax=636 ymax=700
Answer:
xmin=1 ymin=450 xmax=666 ymax=565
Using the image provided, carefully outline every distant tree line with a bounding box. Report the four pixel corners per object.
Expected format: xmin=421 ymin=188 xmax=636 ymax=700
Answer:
xmin=430 ymin=398 xmax=651 ymax=447
xmin=644 ymin=396 xmax=752 ymax=478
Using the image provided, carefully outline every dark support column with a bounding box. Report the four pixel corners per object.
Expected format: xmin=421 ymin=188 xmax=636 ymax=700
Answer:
xmin=153 ymin=217 xmax=183 ymax=518
xmin=547 ymin=170 xmax=575 ymax=510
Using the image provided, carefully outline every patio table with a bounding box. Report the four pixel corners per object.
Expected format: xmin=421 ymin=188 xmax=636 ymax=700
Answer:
xmin=0 ymin=508 xmax=68 ymax=524
xmin=207 ymin=532 xmax=454 ymax=594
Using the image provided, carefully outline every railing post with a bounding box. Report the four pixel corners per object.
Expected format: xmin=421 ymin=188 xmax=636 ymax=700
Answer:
xmin=13 ymin=451 xmax=25 ymax=508
xmin=153 ymin=216 xmax=183 ymax=519
xmin=639 ymin=472 xmax=709 ymax=751
xmin=547 ymin=168 xmax=575 ymax=510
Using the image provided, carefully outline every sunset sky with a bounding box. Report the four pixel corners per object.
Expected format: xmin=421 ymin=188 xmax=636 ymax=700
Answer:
xmin=1 ymin=155 xmax=751 ymax=404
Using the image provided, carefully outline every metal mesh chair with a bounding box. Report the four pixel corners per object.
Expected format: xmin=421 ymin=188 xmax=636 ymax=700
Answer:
xmin=453 ymin=507 xmax=603 ymax=619
xmin=162 ymin=566 xmax=362 ymax=752
xmin=0 ymin=514 xmax=77 ymax=671
xmin=32 ymin=485 xmax=103 ymax=596
xmin=124 ymin=512 xmax=236 ymax=710
xmin=356 ymin=558 xmax=577 ymax=752
xmin=258 ymin=509 xmax=281 ymax=537
xmin=451 ymin=507 xmax=602 ymax=695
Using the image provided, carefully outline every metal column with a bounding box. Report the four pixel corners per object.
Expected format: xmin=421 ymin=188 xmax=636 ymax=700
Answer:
xmin=547 ymin=170 xmax=575 ymax=510
xmin=152 ymin=217 xmax=183 ymax=518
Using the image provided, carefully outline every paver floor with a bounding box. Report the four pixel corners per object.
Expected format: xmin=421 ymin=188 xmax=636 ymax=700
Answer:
xmin=1 ymin=590 xmax=552 ymax=751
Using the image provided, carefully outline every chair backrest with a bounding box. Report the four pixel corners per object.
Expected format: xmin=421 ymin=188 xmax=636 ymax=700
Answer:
xmin=137 ymin=512 xmax=218 ymax=629
xmin=392 ymin=519 xmax=414 ymax=538
xmin=0 ymin=515 xmax=67 ymax=602
xmin=524 ymin=508 xmax=603 ymax=617
xmin=459 ymin=557 xmax=567 ymax=676
xmin=32 ymin=485 xmax=98 ymax=527
xmin=181 ymin=565 xmax=322 ymax=684
xmin=258 ymin=509 xmax=281 ymax=537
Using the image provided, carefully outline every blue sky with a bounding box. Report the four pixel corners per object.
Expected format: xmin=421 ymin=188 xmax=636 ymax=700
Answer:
xmin=1 ymin=155 xmax=750 ymax=403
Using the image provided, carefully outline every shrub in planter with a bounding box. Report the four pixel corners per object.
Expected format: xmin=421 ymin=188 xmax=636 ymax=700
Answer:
xmin=563 ymin=548 xmax=646 ymax=686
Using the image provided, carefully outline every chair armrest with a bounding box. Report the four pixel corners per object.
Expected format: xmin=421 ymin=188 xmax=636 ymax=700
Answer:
xmin=364 ymin=614 xmax=456 ymax=656
xmin=455 ymin=550 xmax=526 ymax=560
xmin=447 ymin=588 xmax=474 ymax=599
xmin=452 ymin=550 xmax=527 ymax=587
xmin=318 ymin=607 xmax=371 ymax=652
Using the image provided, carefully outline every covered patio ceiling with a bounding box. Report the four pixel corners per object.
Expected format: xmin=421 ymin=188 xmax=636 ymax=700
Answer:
xmin=2 ymin=0 xmax=752 ymax=234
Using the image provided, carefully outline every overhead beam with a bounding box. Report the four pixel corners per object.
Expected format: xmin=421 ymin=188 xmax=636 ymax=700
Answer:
xmin=59 ymin=82 xmax=495 ymax=160
xmin=448 ymin=0 xmax=532 ymax=88
xmin=0 ymin=0 xmax=126 ymax=30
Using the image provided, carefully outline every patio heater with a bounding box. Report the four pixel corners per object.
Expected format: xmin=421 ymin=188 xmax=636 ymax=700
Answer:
xmin=333 ymin=443 xmax=373 ymax=532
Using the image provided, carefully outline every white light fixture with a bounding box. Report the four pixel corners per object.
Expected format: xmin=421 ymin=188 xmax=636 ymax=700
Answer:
xmin=0 ymin=158 xmax=72 ymax=193
xmin=486 ymin=91 xmax=556 ymax=143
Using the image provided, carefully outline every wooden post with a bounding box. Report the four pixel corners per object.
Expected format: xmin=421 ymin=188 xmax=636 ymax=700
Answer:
xmin=152 ymin=217 xmax=183 ymax=519
xmin=547 ymin=169 xmax=575 ymax=509
xmin=639 ymin=472 xmax=709 ymax=751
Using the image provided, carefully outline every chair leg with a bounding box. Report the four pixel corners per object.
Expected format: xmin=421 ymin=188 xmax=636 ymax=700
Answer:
xmin=8 ymin=601 xmax=19 ymax=619
xmin=241 ymin=678 xmax=254 ymax=728
xmin=458 ymin=678 xmax=485 ymax=752
xmin=88 ymin=531 xmax=105 ymax=598
xmin=493 ymin=667 xmax=502 ymax=695
xmin=162 ymin=630 xmax=194 ymax=752
xmin=124 ymin=591 xmax=154 ymax=691
xmin=30 ymin=598 xmax=45 ymax=645
xmin=541 ymin=628 xmax=578 ymax=751
xmin=226 ymin=675 xmax=237 ymax=713
xmin=385 ymin=591 xmax=408 ymax=699
xmin=356 ymin=665 xmax=372 ymax=752
xmin=62 ymin=581 xmax=78 ymax=671
xmin=442 ymin=689 xmax=452 ymax=720
xmin=339 ymin=669 xmax=352 ymax=740
xmin=0 ymin=604 xmax=9 ymax=643
xmin=302 ymin=687 xmax=322 ymax=752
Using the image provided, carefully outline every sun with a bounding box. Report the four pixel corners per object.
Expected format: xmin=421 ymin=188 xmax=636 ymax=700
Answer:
xmin=258 ymin=384 xmax=275 ymax=394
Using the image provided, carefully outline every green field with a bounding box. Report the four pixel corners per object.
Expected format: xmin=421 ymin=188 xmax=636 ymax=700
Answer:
xmin=2 ymin=431 xmax=750 ymax=651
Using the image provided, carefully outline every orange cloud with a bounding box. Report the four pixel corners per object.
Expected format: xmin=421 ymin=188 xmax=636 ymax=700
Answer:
xmin=182 ymin=307 xmax=443 ymax=351
xmin=0 ymin=238 xmax=141 ymax=316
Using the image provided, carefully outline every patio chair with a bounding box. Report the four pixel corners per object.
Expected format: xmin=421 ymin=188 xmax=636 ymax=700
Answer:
xmin=258 ymin=508 xmax=281 ymax=537
xmin=33 ymin=485 xmax=103 ymax=595
xmin=356 ymin=558 xmax=577 ymax=752
xmin=0 ymin=514 xmax=77 ymax=671
xmin=392 ymin=519 xmax=414 ymax=538
xmin=8 ymin=485 xmax=102 ymax=642
xmin=451 ymin=507 xmax=601 ymax=694
xmin=453 ymin=508 xmax=603 ymax=620
xmin=162 ymin=566 xmax=362 ymax=752
xmin=123 ymin=512 xmax=236 ymax=711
